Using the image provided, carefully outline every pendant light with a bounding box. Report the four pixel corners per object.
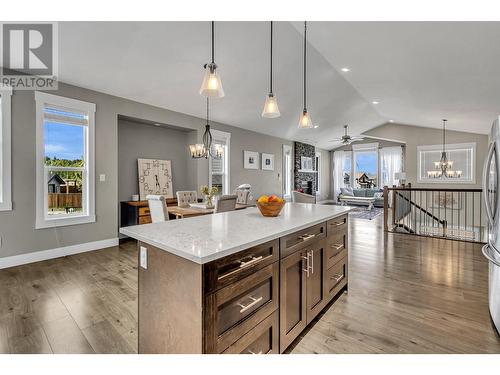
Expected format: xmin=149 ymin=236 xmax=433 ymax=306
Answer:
xmin=189 ymin=98 xmax=223 ymax=159
xmin=298 ymin=21 xmax=313 ymax=129
xmin=262 ymin=21 xmax=280 ymax=118
xmin=199 ymin=21 xmax=225 ymax=98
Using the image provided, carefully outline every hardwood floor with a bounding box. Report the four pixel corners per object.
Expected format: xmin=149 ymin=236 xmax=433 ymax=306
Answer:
xmin=0 ymin=215 xmax=499 ymax=353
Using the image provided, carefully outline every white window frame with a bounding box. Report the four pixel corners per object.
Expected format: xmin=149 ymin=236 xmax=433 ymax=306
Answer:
xmin=315 ymin=151 xmax=321 ymax=196
xmin=417 ymin=142 xmax=476 ymax=184
xmin=352 ymin=142 xmax=379 ymax=188
xmin=282 ymin=144 xmax=293 ymax=199
xmin=35 ymin=92 xmax=96 ymax=229
xmin=0 ymin=87 xmax=12 ymax=211
xmin=208 ymin=129 xmax=231 ymax=195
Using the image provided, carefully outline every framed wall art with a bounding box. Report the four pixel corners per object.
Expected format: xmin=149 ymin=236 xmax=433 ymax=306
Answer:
xmin=244 ymin=151 xmax=259 ymax=170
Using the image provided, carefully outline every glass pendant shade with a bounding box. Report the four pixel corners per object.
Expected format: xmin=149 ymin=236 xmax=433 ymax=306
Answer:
xmin=199 ymin=63 xmax=224 ymax=98
xmin=298 ymin=109 xmax=313 ymax=129
xmin=262 ymin=93 xmax=280 ymax=118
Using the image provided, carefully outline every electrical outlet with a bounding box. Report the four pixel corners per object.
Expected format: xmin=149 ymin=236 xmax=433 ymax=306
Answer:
xmin=140 ymin=246 xmax=148 ymax=269
xmin=99 ymin=174 xmax=106 ymax=182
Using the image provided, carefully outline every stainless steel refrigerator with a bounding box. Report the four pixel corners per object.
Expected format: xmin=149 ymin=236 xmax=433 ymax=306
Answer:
xmin=482 ymin=117 xmax=500 ymax=334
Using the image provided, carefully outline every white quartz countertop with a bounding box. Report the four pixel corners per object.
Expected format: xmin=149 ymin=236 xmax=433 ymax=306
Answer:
xmin=120 ymin=203 xmax=351 ymax=264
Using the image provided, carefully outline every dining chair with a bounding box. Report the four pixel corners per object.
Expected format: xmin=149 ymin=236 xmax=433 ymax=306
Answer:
xmin=214 ymin=195 xmax=238 ymax=213
xmin=146 ymin=195 xmax=169 ymax=223
xmin=292 ymin=191 xmax=316 ymax=204
xmin=176 ymin=190 xmax=198 ymax=208
xmin=233 ymin=189 xmax=250 ymax=205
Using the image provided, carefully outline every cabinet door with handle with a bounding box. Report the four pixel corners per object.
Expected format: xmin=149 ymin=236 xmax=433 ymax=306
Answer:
xmin=306 ymin=239 xmax=327 ymax=323
xmin=279 ymin=250 xmax=308 ymax=353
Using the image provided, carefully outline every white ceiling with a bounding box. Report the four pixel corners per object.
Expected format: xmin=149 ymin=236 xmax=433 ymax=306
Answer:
xmin=58 ymin=22 xmax=500 ymax=150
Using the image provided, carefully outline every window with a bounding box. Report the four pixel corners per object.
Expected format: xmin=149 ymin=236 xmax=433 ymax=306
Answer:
xmin=315 ymin=151 xmax=321 ymax=195
xmin=35 ymin=92 xmax=96 ymax=228
xmin=417 ymin=143 xmax=476 ymax=184
xmin=352 ymin=143 xmax=379 ymax=188
xmin=283 ymin=145 xmax=293 ymax=198
xmin=0 ymin=87 xmax=12 ymax=211
xmin=209 ymin=129 xmax=231 ymax=195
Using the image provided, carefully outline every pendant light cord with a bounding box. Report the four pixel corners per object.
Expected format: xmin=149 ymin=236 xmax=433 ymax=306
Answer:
xmin=270 ymin=21 xmax=273 ymax=94
xmin=303 ymin=21 xmax=307 ymax=111
xmin=442 ymin=119 xmax=447 ymax=153
xmin=211 ymin=21 xmax=215 ymax=64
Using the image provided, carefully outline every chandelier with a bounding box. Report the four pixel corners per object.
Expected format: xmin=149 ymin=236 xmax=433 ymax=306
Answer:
xmin=427 ymin=119 xmax=462 ymax=179
xmin=189 ymin=98 xmax=223 ymax=159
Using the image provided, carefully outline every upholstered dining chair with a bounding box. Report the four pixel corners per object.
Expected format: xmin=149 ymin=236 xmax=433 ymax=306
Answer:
xmin=146 ymin=195 xmax=169 ymax=223
xmin=176 ymin=190 xmax=198 ymax=208
xmin=292 ymin=191 xmax=316 ymax=204
xmin=214 ymin=195 xmax=238 ymax=213
xmin=233 ymin=189 xmax=250 ymax=205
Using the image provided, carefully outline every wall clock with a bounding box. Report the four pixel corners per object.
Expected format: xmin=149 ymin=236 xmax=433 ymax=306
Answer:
xmin=137 ymin=158 xmax=173 ymax=200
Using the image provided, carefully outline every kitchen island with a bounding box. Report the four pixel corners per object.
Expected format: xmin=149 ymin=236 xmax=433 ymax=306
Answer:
xmin=120 ymin=203 xmax=350 ymax=354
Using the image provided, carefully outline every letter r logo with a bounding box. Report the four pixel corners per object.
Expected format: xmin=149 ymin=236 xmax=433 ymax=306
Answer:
xmin=1 ymin=23 xmax=54 ymax=76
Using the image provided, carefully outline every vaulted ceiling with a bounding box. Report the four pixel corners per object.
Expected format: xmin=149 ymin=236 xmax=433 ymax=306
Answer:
xmin=58 ymin=21 xmax=500 ymax=150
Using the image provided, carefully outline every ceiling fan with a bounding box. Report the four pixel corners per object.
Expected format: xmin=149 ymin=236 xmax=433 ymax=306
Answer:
xmin=329 ymin=125 xmax=364 ymax=145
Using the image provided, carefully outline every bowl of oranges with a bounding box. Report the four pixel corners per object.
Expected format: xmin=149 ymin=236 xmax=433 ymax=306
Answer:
xmin=256 ymin=195 xmax=286 ymax=217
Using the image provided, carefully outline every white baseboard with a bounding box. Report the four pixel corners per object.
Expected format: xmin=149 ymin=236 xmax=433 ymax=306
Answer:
xmin=0 ymin=238 xmax=119 ymax=269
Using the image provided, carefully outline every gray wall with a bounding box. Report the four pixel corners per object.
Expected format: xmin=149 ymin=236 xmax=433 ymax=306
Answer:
xmin=0 ymin=82 xmax=298 ymax=259
xmin=364 ymin=123 xmax=488 ymax=189
xmin=118 ymin=119 xmax=193 ymax=202
xmin=316 ymin=148 xmax=331 ymax=202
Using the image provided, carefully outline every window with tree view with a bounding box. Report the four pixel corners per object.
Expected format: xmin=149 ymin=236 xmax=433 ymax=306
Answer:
xmin=45 ymin=119 xmax=85 ymax=216
xmin=36 ymin=92 xmax=95 ymax=228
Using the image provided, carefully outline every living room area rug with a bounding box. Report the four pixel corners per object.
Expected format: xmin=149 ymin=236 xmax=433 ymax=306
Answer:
xmin=321 ymin=202 xmax=384 ymax=220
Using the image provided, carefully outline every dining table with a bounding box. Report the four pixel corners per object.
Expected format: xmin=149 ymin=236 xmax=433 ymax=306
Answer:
xmin=166 ymin=203 xmax=250 ymax=219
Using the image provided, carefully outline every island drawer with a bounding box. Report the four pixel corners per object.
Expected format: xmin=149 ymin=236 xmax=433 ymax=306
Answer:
xmin=204 ymin=262 xmax=279 ymax=353
xmin=327 ymin=214 xmax=348 ymax=236
xmin=326 ymin=256 xmax=348 ymax=300
xmin=221 ymin=311 xmax=278 ymax=354
xmin=203 ymin=239 xmax=279 ymax=294
xmin=280 ymin=222 xmax=326 ymax=259
xmin=326 ymin=232 xmax=348 ymax=269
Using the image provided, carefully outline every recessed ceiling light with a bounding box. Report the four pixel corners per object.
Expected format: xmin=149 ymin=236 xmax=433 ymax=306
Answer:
xmin=389 ymin=119 xmax=394 ymax=123
xmin=341 ymin=67 xmax=350 ymax=72
xmin=372 ymin=101 xmax=379 ymax=105
xmin=314 ymin=125 xmax=319 ymax=129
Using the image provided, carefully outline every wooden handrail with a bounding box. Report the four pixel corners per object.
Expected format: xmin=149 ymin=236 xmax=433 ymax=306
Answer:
xmin=387 ymin=187 xmax=482 ymax=193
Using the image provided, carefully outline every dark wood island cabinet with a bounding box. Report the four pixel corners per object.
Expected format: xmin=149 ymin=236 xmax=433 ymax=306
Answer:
xmin=120 ymin=204 xmax=350 ymax=354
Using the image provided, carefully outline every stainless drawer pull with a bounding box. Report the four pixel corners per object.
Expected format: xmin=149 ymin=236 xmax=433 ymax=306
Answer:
xmin=239 ymin=255 xmax=264 ymax=268
xmin=331 ymin=243 xmax=344 ymax=251
xmin=298 ymin=233 xmax=316 ymax=241
xmin=302 ymin=255 xmax=310 ymax=277
xmin=217 ymin=254 xmax=272 ymax=281
xmin=238 ymin=296 xmax=263 ymax=313
xmin=302 ymin=251 xmax=313 ymax=277
xmin=331 ymin=221 xmax=344 ymax=226
xmin=330 ymin=274 xmax=343 ymax=283
xmin=247 ymin=350 xmax=263 ymax=354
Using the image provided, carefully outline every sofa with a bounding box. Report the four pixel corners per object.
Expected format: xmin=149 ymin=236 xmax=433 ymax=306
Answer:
xmin=338 ymin=187 xmax=384 ymax=208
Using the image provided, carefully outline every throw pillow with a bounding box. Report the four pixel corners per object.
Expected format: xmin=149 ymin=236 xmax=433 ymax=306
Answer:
xmin=340 ymin=187 xmax=354 ymax=196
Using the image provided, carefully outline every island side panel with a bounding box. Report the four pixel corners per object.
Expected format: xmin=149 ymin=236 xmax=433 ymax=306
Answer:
xmin=138 ymin=242 xmax=203 ymax=353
